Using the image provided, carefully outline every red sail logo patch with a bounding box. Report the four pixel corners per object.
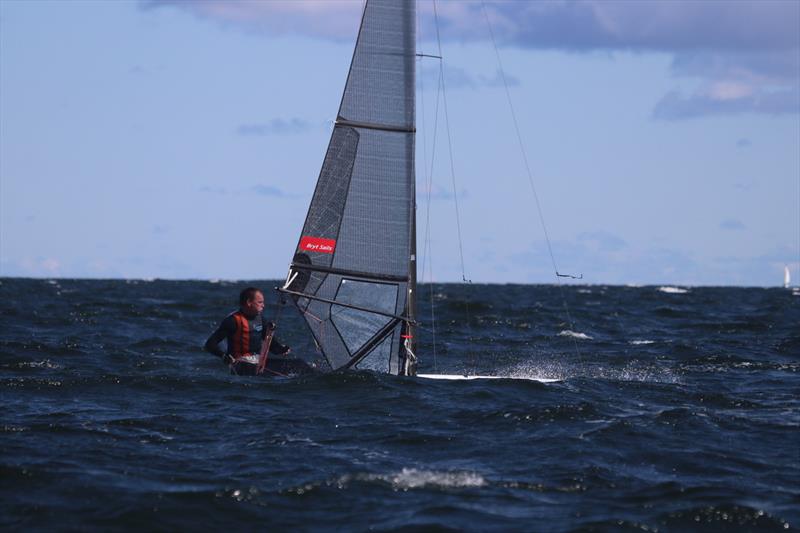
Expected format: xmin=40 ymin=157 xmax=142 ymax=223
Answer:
xmin=299 ymin=236 xmax=336 ymax=254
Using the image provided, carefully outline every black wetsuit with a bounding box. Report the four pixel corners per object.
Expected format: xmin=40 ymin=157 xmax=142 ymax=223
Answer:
xmin=204 ymin=311 xmax=290 ymax=360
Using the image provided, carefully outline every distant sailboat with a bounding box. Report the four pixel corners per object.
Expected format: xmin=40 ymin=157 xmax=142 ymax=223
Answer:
xmin=784 ymin=265 xmax=791 ymax=289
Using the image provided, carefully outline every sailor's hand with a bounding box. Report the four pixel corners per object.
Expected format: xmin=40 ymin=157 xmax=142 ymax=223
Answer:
xmin=222 ymin=354 xmax=235 ymax=365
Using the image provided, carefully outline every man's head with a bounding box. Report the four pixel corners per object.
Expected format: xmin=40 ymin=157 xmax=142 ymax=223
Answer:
xmin=239 ymin=287 xmax=265 ymax=318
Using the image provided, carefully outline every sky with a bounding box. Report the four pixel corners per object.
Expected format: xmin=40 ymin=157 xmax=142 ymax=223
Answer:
xmin=1 ymin=0 xmax=798 ymax=286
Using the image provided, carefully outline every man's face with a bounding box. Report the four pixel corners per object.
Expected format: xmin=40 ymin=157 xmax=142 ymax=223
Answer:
xmin=244 ymin=292 xmax=265 ymax=316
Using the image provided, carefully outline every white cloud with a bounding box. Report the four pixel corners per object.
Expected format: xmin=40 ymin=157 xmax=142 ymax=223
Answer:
xmin=144 ymin=1 xmax=799 ymax=119
xmin=720 ymin=219 xmax=746 ymax=231
xmin=16 ymin=257 xmax=62 ymax=276
xmin=143 ymin=0 xmax=362 ymax=41
xmin=237 ymin=118 xmax=312 ymax=136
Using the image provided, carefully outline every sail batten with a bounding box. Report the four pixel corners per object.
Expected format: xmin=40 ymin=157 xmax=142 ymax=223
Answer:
xmin=337 ymin=118 xmax=416 ymax=133
xmin=287 ymin=0 xmax=416 ymax=375
xmin=288 ymin=262 xmax=408 ymax=283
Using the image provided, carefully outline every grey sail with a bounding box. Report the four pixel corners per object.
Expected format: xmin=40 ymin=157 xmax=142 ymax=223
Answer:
xmin=281 ymin=0 xmax=416 ymax=375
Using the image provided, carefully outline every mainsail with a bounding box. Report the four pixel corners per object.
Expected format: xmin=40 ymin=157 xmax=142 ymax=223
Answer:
xmin=280 ymin=0 xmax=417 ymax=375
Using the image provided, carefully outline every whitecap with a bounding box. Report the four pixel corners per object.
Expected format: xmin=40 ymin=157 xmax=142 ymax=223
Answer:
xmin=658 ymin=286 xmax=689 ymax=294
xmin=382 ymin=468 xmax=486 ymax=489
xmin=19 ymin=360 xmax=61 ymax=369
xmin=629 ymin=340 xmax=655 ymax=345
xmin=558 ymin=330 xmax=593 ymax=340
xmin=503 ymin=361 xmax=565 ymax=381
xmin=504 ymin=359 xmax=678 ymax=384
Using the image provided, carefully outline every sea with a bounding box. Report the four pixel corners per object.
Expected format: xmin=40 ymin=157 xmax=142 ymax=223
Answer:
xmin=1 ymin=278 xmax=798 ymax=532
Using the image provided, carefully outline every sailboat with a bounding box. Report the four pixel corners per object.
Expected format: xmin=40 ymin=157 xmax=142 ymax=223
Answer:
xmin=277 ymin=0 xmax=556 ymax=381
xmin=784 ymin=265 xmax=791 ymax=289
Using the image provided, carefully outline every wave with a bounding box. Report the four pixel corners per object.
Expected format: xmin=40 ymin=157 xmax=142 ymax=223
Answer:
xmin=655 ymin=504 xmax=792 ymax=530
xmin=658 ymin=286 xmax=689 ymax=294
xmin=502 ymin=360 xmax=679 ymax=384
xmin=558 ymin=330 xmax=593 ymax=340
xmin=279 ymin=468 xmax=487 ymax=498
xmin=377 ymin=468 xmax=486 ymax=490
xmin=629 ymin=340 xmax=655 ymax=345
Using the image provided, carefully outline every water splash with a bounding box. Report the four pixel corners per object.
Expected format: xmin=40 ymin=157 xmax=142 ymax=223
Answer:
xmin=558 ymin=330 xmax=593 ymax=340
xmin=372 ymin=468 xmax=486 ymax=490
xmin=658 ymin=286 xmax=689 ymax=294
xmin=504 ymin=359 xmax=680 ymax=384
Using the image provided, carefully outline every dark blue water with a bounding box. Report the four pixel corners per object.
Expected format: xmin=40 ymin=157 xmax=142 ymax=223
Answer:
xmin=2 ymin=278 xmax=798 ymax=531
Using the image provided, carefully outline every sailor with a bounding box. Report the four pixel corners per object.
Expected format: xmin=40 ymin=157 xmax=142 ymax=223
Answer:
xmin=204 ymin=287 xmax=291 ymax=374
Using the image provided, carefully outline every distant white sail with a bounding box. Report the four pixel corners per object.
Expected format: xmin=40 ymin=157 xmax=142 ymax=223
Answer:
xmin=784 ymin=265 xmax=791 ymax=288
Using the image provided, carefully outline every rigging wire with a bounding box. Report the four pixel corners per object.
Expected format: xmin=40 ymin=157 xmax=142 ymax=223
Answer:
xmin=417 ymin=5 xmax=438 ymax=372
xmin=479 ymin=1 xmax=582 ymax=360
xmin=432 ymin=0 xmax=470 ymax=286
xmin=432 ymin=0 xmax=478 ymax=375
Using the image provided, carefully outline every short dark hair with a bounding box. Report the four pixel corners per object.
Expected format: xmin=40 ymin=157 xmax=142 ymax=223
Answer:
xmin=239 ymin=287 xmax=262 ymax=305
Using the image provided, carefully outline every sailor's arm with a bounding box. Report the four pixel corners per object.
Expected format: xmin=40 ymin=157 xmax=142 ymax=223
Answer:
xmin=204 ymin=317 xmax=234 ymax=360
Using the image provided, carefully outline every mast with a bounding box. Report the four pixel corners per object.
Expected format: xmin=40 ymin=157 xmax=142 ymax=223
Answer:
xmin=403 ymin=0 xmax=418 ymax=377
xmin=404 ymin=147 xmax=418 ymax=376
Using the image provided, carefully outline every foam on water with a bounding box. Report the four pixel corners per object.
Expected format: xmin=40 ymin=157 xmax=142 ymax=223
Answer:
xmin=658 ymin=286 xmax=689 ymax=294
xmin=283 ymin=469 xmax=487 ymax=496
xmin=505 ymin=359 xmax=680 ymax=384
xmin=378 ymin=468 xmax=486 ymax=490
xmin=558 ymin=330 xmax=593 ymax=340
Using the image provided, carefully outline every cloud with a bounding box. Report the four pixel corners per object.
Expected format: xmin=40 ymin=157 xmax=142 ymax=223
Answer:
xmin=653 ymin=86 xmax=799 ymax=120
xmin=145 ymin=1 xmax=798 ymax=52
xmin=237 ymin=118 xmax=312 ymax=136
xmin=421 ymin=64 xmax=520 ymax=90
xmin=713 ymin=247 xmax=798 ymax=286
xmin=145 ymin=1 xmax=799 ymax=120
xmin=11 ymin=257 xmax=62 ymax=277
xmin=417 ymin=183 xmax=469 ymax=201
xmin=652 ymin=46 xmax=798 ymax=120
xmin=720 ymin=219 xmax=746 ymax=231
xmin=141 ymin=0 xmax=362 ymax=41
xmin=199 ymin=186 xmax=227 ymax=195
xmin=199 ymin=184 xmax=292 ymax=197
xmin=736 ymin=138 xmax=752 ymax=148
xmin=507 ymin=238 xmax=719 ymax=285
xmin=475 ymin=1 xmax=797 ymax=52
xmin=577 ymin=231 xmax=627 ymax=252
xmin=251 ymin=184 xmax=289 ymax=197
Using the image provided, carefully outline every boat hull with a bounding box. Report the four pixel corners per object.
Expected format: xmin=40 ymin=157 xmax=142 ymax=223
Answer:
xmin=230 ymin=357 xmax=318 ymax=377
xmin=417 ymin=373 xmax=560 ymax=383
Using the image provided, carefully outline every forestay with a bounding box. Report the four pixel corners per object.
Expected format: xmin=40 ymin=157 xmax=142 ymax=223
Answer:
xmin=280 ymin=0 xmax=417 ymax=375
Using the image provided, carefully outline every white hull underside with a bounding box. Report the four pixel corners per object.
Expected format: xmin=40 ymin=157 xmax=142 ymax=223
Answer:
xmin=417 ymin=373 xmax=560 ymax=383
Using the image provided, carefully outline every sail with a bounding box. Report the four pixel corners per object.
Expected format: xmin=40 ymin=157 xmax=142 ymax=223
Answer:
xmin=785 ymin=266 xmax=791 ymax=288
xmin=281 ymin=0 xmax=416 ymax=375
